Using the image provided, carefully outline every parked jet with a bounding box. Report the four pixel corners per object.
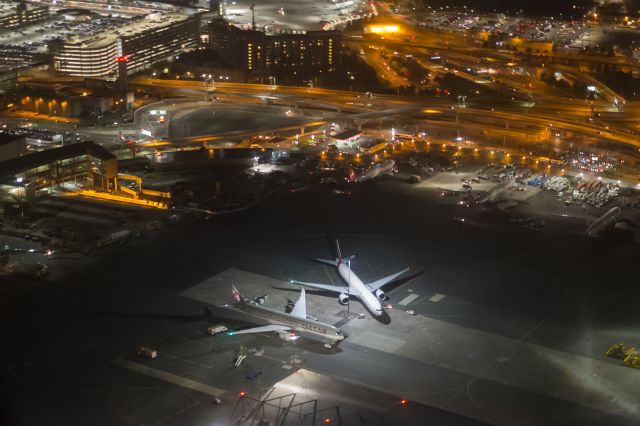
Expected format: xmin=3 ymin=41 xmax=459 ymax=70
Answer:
xmin=475 ymin=178 xmax=515 ymax=204
xmin=347 ymin=159 xmax=397 ymax=182
xmin=585 ymin=206 xmax=622 ymax=237
xmin=289 ymin=240 xmax=409 ymax=317
xmin=226 ymin=285 xmax=345 ymax=348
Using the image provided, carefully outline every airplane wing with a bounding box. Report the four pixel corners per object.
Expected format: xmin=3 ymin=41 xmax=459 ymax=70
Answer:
xmin=289 ymin=287 xmax=307 ymax=319
xmin=230 ymin=324 xmax=291 ymax=335
xmin=366 ymin=267 xmax=410 ymax=292
xmin=289 ymin=279 xmax=349 ymax=294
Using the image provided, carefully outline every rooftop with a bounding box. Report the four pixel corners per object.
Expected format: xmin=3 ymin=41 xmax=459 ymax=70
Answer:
xmin=0 ymin=1 xmax=47 ymax=18
xmin=0 ymin=133 xmax=26 ymax=146
xmin=0 ymin=11 xmax=193 ymax=56
xmin=60 ymin=12 xmax=193 ymax=48
xmin=333 ymin=129 xmax=362 ymax=141
xmin=0 ymin=141 xmax=115 ymax=179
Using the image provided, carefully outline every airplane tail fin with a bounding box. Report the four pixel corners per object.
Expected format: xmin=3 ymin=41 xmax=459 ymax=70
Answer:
xmin=312 ymin=238 xmax=352 ymax=266
xmin=231 ymin=284 xmax=242 ymax=303
xmin=347 ymin=167 xmax=357 ymax=182
xmin=289 ymin=286 xmax=307 ymax=319
xmin=335 ymin=239 xmax=356 ymax=265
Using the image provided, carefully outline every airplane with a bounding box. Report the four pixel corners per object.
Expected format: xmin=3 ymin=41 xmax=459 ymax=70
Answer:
xmin=225 ymin=284 xmax=345 ymax=348
xmin=289 ymin=240 xmax=410 ymax=317
xmin=585 ymin=206 xmax=622 ymax=238
xmin=347 ymin=159 xmax=397 ymax=182
xmin=438 ymin=187 xmax=471 ymax=197
xmin=474 ymin=178 xmax=515 ymax=204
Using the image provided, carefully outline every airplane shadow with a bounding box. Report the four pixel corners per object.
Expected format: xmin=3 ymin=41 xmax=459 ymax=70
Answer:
xmin=383 ymin=270 xmax=425 ymax=293
xmin=82 ymin=306 xmax=253 ymax=330
xmin=81 ymin=307 xmax=344 ymax=354
xmin=375 ymin=311 xmax=391 ymax=325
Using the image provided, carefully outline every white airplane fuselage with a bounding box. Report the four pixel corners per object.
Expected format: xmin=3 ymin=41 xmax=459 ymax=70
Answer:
xmin=337 ymin=262 xmax=384 ymax=316
xmin=585 ymin=206 xmax=621 ymax=237
xmin=354 ymin=160 xmax=396 ymax=182
xmin=235 ymin=301 xmax=345 ymax=343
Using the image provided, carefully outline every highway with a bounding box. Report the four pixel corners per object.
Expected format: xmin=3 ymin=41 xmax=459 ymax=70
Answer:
xmin=345 ymin=16 xmax=634 ymax=105
xmin=14 ymin=71 xmax=640 ymax=171
xmin=131 ymin=77 xmax=640 ymax=153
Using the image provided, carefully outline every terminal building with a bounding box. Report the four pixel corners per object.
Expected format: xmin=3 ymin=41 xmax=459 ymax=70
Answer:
xmin=48 ymin=13 xmax=200 ymax=78
xmin=0 ymin=141 xmax=117 ymax=204
xmin=0 ymin=1 xmax=49 ymax=29
xmin=209 ymin=19 xmax=340 ymax=78
xmin=0 ymin=134 xmax=28 ymax=163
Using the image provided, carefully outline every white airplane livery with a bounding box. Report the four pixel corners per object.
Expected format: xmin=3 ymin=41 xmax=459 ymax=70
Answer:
xmin=227 ymin=285 xmax=345 ymax=348
xmin=290 ymin=240 xmax=409 ymax=316
xmin=347 ymin=159 xmax=398 ymax=182
xmin=585 ymin=206 xmax=621 ymax=238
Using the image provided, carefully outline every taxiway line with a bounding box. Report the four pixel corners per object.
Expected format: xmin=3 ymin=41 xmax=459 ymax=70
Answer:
xmin=112 ymin=358 xmax=225 ymax=397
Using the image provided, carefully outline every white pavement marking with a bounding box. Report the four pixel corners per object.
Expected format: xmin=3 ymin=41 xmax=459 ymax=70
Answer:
xmin=348 ymin=331 xmax=406 ymax=352
xmin=151 ymin=400 xmax=201 ymax=426
xmin=363 ymin=257 xmax=378 ymax=281
xmin=342 ymin=309 xmax=640 ymax=420
xmin=398 ymin=294 xmax=419 ymax=306
xmin=161 ymin=350 xmax=214 ymax=369
xmin=429 ymin=293 xmax=446 ymax=302
xmin=112 ymin=358 xmax=225 ymax=397
xmin=322 ymin=265 xmax=336 ymax=285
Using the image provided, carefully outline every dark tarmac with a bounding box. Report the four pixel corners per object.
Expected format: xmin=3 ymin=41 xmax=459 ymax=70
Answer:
xmin=169 ymin=105 xmax=313 ymax=139
xmin=2 ymin=177 xmax=640 ymax=425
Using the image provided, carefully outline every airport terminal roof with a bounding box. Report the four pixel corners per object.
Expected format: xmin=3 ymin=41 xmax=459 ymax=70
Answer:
xmin=0 ymin=133 xmax=26 ymax=146
xmin=0 ymin=1 xmax=46 ymax=18
xmin=0 ymin=141 xmax=115 ymax=179
xmin=60 ymin=13 xmax=193 ymax=48
xmin=332 ymin=129 xmax=362 ymax=141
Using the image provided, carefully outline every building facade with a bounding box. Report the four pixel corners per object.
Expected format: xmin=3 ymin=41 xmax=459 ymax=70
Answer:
xmin=49 ymin=13 xmax=199 ymax=78
xmin=0 ymin=2 xmax=49 ymax=29
xmin=209 ymin=19 xmax=340 ymax=78
xmin=0 ymin=134 xmax=28 ymax=163
xmin=0 ymin=142 xmax=118 ymax=203
xmin=209 ymin=0 xmax=225 ymax=17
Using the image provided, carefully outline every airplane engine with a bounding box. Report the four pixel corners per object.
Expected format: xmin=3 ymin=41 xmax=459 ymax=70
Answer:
xmin=277 ymin=331 xmax=299 ymax=341
xmin=338 ymin=293 xmax=349 ymax=305
xmin=375 ymin=289 xmax=386 ymax=301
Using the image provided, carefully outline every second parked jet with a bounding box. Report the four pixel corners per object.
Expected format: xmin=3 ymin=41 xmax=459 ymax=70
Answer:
xmin=290 ymin=240 xmax=409 ymax=317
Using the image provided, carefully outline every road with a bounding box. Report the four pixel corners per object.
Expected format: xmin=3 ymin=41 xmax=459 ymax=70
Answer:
xmin=16 ymin=67 xmax=640 ymax=175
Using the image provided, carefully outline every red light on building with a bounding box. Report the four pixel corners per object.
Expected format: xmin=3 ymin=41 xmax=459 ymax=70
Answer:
xmin=239 ymin=391 xmax=246 ymax=397
xmin=115 ymin=55 xmax=129 ymax=63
